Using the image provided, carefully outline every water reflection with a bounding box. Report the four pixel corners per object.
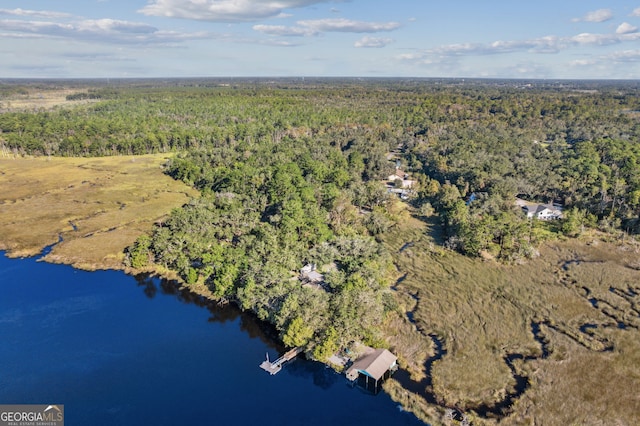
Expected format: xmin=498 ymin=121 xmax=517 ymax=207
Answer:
xmin=132 ymin=273 xmax=347 ymax=390
xmin=0 ymin=253 xmax=425 ymax=426
xmin=287 ymin=359 xmax=342 ymax=390
xmin=132 ymin=272 xmax=283 ymax=351
xmin=133 ymin=273 xmax=157 ymax=299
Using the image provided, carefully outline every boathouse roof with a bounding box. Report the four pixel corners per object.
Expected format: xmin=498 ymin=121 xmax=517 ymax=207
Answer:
xmin=346 ymin=348 xmax=397 ymax=381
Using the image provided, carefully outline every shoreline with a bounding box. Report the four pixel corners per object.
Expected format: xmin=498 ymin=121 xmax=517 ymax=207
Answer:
xmin=5 ymin=231 xmax=640 ymax=426
xmin=0 ymin=244 xmax=426 ymax=411
xmin=1 ymin=241 xmax=448 ymax=426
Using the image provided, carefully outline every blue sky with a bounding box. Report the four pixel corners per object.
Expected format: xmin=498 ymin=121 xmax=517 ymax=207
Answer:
xmin=2 ymin=1 xmax=640 ymax=78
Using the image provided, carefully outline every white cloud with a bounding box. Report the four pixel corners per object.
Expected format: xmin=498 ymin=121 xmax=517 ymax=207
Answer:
xmin=491 ymin=36 xmax=563 ymax=53
xmin=606 ymin=49 xmax=640 ymax=62
xmin=76 ymin=19 xmax=158 ymax=34
xmin=354 ymin=36 xmax=393 ymax=48
xmin=253 ymin=18 xmax=401 ymax=37
xmin=0 ymin=31 xmax=44 ymax=39
xmin=502 ymin=62 xmax=552 ymax=78
xmin=570 ymin=58 xmax=596 ymax=66
xmin=560 ymin=32 xmax=616 ymax=47
xmin=252 ymin=24 xmax=312 ymax=36
xmin=0 ymin=8 xmax=73 ymax=19
xmin=397 ymin=51 xmax=458 ymax=67
xmin=571 ymin=32 xmax=618 ymax=45
xmin=631 ymin=8 xmax=640 ymax=17
xmin=572 ymin=9 xmax=613 ymax=23
xmin=397 ymin=53 xmax=421 ymax=61
xmin=616 ymin=22 xmax=638 ymax=34
xmin=423 ymin=36 xmax=564 ymax=57
xmin=0 ymin=17 xmax=211 ymax=45
xmin=259 ymin=39 xmax=298 ymax=46
xmin=399 ymin=28 xmax=640 ymax=69
xmin=138 ymin=0 xmax=334 ymax=22
xmin=0 ymin=19 xmax=74 ymax=38
xmin=296 ymin=18 xmax=401 ymax=33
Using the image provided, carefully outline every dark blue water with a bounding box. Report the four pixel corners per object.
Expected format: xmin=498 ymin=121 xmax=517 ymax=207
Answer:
xmin=0 ymin=253 xmax=423 ymax=425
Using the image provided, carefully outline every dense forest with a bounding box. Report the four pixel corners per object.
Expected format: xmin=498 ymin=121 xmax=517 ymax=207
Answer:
xmin=2 ymin=78 xmax=640 ymax=358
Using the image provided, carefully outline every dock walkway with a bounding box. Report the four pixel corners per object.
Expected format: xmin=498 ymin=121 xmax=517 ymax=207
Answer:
xmin=259 ymin=347 xmax=303 ymax=375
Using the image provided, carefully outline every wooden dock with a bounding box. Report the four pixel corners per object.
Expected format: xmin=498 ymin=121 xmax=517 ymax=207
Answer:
xmin=259 ymin=347 xmax=303 ymax=375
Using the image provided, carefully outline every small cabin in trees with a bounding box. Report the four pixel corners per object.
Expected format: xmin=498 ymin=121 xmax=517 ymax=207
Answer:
xmin=345 ymin=348 xmax=398 ymax=394
xmin=299 ymin=263 xmax=325 ymax=290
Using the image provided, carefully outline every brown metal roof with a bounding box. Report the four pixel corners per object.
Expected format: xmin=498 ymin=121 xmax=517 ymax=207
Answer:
xmin=346 ymin=348 xmax=397 ymax=381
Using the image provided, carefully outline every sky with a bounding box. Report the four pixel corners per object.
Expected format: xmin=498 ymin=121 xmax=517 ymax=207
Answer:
xmin=2 ymin=1 xmax=640 ymax=79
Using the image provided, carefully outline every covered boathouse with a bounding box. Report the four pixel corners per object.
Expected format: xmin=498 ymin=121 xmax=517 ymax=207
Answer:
xmin=345 ymin=348 xmax=398 ymax=394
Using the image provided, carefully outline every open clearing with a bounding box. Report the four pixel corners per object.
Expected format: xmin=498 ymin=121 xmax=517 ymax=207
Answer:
xmin=0 ymin=85 xmax=97 ymax=111
xmin=381 ymin=214 xmax=640 ymax=425
xmin=0 ymin=154 xmax=198 ymax=269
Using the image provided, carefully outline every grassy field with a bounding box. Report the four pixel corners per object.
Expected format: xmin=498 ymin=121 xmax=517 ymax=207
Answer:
xmin=380 ymin=211 xmax=640 ymax=425
xmin=0 ymin=85 xmax=97 ymax=111
xmin=0 ymin=154 xmax=198 ymax=269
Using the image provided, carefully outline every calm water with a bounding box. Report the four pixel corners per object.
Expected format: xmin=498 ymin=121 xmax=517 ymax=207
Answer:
xmin=0 ymin=252 xmax=423 ymax=425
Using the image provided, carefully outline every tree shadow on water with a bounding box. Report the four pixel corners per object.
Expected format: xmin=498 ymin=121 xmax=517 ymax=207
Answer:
xmin=133 ymin=273 xmax=158 ymax=299
xmin=286 ymin=358 xmax=341 ymax=390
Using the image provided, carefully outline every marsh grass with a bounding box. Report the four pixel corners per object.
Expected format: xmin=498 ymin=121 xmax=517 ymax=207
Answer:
xmin=380 ymin=210 xmax=640 ymax=425
xmin=0 ymin=154 xmax=198 ymax=269
xmin=0 ymin=86 xmax=96 ymax=111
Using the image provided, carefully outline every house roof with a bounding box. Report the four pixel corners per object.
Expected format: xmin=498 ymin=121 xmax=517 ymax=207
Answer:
xmin=534 ymin=204 xmax=549 ymax=214
xmin=522 ymin=203 xmax=559 ymax=214
xmin=534 ymin=204 xmax=562 ymax=214
xmin=306 ymin=270 xmax=323 ymax=282
xmin=346 ymin=348 xmax=397 ymax=381
xmin=388 ymin=169 xmax=406 ymax=180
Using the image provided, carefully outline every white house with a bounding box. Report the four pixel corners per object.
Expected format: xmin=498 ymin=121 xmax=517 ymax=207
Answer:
xmin=516 ymin=198 xmax=563 ymax=220
xmin=387 ymin=169 xmax=406 ymax=182
xmin=387 ymin=169 xmax=415 ymax=189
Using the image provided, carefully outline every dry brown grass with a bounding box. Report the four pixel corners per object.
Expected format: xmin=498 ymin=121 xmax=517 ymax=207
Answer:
xmin=511 ymin=328 xmax=640 ymax=426
xmin=0 ymin=86 xmax=97 ymax=111
xmin=380 ymin=209 xmax=640 ymax=425
xmin=0 ymin=154 xmax=198 ymax=269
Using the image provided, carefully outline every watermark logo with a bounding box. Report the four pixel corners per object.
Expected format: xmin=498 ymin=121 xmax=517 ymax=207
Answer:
xmin=0 ymin=404 xmax=64 ymax=426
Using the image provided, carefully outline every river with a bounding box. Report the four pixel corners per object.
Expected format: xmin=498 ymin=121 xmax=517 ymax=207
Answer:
xmin=0 ymin=252 xmax=424 ymax=425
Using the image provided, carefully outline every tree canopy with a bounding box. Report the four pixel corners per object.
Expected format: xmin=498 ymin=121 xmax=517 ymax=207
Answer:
xmin=4 ymin=78 xmax=640 ymax=356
